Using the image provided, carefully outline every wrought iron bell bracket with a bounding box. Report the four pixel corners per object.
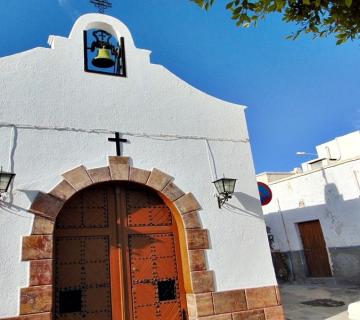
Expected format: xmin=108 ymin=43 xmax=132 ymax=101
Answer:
xmin=90 ymin=30 xmax=121 ymax=59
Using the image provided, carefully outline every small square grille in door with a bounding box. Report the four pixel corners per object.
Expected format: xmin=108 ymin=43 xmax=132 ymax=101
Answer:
xmin=59 ymin=289 xmax=82 ymax=313
xmin=158 ymin=280 xmax=176 ymax=301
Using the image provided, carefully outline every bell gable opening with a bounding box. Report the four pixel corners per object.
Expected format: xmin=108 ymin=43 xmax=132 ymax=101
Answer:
xmin=83 ymin=28 xmax=126 ymax=77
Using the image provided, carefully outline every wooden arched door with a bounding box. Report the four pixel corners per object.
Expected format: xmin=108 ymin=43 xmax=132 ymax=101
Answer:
xmin=54 ymin=183 xmax=187 ymax=320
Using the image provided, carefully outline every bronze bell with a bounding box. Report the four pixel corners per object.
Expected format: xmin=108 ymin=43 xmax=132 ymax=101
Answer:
xmin=92 ymin=46 xmax=115 ymax=68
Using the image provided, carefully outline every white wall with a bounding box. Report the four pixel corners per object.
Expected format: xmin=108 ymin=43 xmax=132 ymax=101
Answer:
xmin=316 ymin=131 xmax=360 ymax=161
xmin=263 ymin=158 xmax=360 ymax=253
xmin=0 ymin=14 xmax=276 ymax=317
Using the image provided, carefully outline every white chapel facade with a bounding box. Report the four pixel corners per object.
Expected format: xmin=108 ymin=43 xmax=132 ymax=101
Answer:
xmin=0 ymin=14 xmax=283 ymax=320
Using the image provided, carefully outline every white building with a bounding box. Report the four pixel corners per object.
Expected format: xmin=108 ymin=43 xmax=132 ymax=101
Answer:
xmin=258 ymin=131 xmax=360 ymax=284
xmin=0 ymin=14 xmax=283 ymax=320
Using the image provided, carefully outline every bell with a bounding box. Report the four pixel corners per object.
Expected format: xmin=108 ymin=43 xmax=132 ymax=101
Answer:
xmin=92 ymin=46 xmax=115 ymax=68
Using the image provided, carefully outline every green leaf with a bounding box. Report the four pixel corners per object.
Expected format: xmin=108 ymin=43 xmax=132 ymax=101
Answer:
xmin=345 ymin=0 xmax=352 ymax=7
xmin=275 ymin=0 xmax=285 ymax=11
xmin=191 ymin=0 xmax=359 ymax=45
xmin=191 ymin=0 xmax=204 ymax=7
xmin=336 ymin=38 xmax=347 ymax=45
xmin=233 ymin=6 xmax=242 ymax=14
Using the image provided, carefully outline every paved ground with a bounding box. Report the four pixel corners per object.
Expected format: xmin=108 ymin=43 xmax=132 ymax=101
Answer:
xmin=281 ymin=284 xmax=360 ymax=320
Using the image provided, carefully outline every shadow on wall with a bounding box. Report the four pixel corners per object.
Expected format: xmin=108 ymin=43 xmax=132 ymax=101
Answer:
xmin=223 ymin=191 xmax=263 ymax=219
xmin=17 ymin=189 xmax=41 ymax=203
xmin=265 ymin=178 xmax=360 ymax=286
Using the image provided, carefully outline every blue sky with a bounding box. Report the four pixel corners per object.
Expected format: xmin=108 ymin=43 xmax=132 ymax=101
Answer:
xmin=1 ymin=0 xmax=359 ymax=173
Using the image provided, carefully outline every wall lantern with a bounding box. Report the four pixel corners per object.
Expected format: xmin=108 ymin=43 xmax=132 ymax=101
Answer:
xmin=0 ymin=167 xmax=15 ymax=198
xmin=212 ymin=178 xmax=237 ymax=209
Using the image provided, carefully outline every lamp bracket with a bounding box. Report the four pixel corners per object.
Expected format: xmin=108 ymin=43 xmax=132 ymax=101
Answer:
xmin=217 ymin=193 xmax=232 ymax=209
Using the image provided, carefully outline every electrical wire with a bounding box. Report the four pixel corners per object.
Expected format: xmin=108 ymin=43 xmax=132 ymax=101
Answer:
xmin=0 ymin=122 xmax=249 ymax=143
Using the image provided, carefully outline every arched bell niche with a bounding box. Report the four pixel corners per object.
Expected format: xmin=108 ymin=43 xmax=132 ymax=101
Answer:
xmin=83 ymin=25 xmax=126 ymax=77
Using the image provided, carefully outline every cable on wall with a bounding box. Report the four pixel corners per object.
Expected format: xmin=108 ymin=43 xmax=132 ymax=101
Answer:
xmin=204 ymin=139 xmax=221 ymax=196
xmin=0 ymin=122 xmax=249 ymax=143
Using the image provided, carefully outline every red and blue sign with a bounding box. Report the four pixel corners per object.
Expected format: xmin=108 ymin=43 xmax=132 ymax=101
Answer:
xmin=257 ymin=182 xmax=272 ymax=206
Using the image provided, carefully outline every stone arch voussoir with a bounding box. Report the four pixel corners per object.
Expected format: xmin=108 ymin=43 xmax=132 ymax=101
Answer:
xmin=19 ymin=156 xmax=214 ymax=319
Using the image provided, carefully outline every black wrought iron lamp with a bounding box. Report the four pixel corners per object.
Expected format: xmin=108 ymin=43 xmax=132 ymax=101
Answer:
xmin=0 ymin=167 xmax=15 ymax=199
xmin=212 ymin=177 xmax=237 ymax=209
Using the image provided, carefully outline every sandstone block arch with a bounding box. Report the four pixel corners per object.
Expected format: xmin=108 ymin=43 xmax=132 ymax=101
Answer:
xmin=8 ymin=156 xmax=284 ymax=320
xmin=18 ymin=156 xmax=215 ymax=320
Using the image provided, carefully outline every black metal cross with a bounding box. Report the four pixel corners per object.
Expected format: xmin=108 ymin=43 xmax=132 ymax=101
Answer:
xmin=108 ymin=132 xmax=127 ymax=156
xmin=90 ymin=0 xmax=112 ymax=13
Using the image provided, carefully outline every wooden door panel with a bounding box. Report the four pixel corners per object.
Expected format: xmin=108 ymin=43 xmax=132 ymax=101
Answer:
xmin=84 ymin=237 xmax=109 ymax=261
xmin=86 ymin=262 xmax=110 ymax=283
xmin=128 ymin=233 xmax=182 ymax=320
xmin=56 ymin=238 xmax=82 ymax=263
xmin=55 ymin=236 xmax=112 ymax=320
xmin=150 ymin=207 xmax=172 ymax=226
xmin=124 ymin=186 xmax=185 ymax=320
xmin=133 ymin=283 xmax=157 ymax=305
xmin=128 ymin=207 xmax=153 ymax=226
xmin=54 ymin=183 xmax=186 ymax=320
xmin=153 ymin=235 xmax=175 ymax=257
xmin=86 ymin=312 xmax=112 ymax=320
xmin=159 ymin=302 xmax=182 ymax=320
xmin=298 ymin=220 xmax=332 ymax=277
xmin=135 ymin=306 xmax=158 ymax=320
xmin=86 ymin=286 xmax=111 ymax=311
xmin=83 ymin=207 xmax=108 ymax=227
xmin=54 ymin=186 xmax=114 ymax=320
xmin=126 ymin=188 xmax=164 ymax=207
xmin=128 ymin=235 xmax=154 ymax=258
xmin=56 ymin=187 xmax=109 ymax=229
xmin=56 ymin=264 xmax=82 ymax=287
xmin=126 ymin=186 xmax=172 ymax=227
xmin=82 ymin=189 xmax=108 ymax=228
xmin=127 ymin=206 xmax=172 ymax=227
xmin=131 ymin=257 xmax=153 ymax=279
xmin=56 ymin=206 xmax=83 ymax=228
xmin=157 ymin=257 xmax=177 ymax=279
